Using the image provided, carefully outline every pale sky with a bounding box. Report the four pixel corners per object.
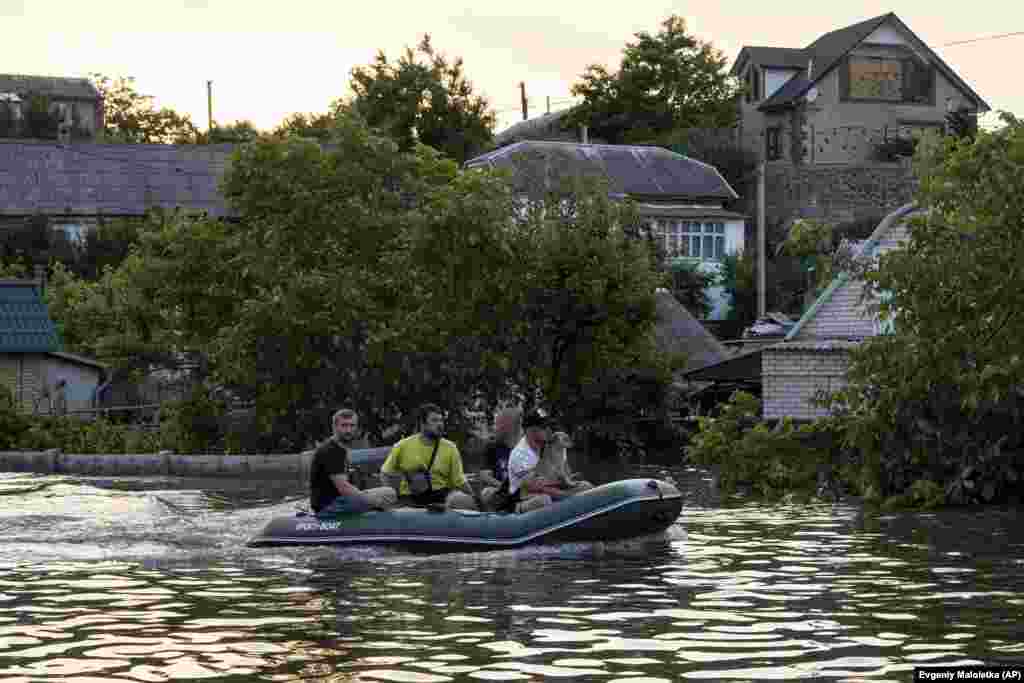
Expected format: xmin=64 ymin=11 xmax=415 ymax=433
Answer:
xmin=3 ymin=0 xmax=1021 ymax=135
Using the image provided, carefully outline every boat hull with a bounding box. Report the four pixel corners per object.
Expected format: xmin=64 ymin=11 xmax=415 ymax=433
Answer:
xmin=248 ymin=478 xmax=682 ymax=550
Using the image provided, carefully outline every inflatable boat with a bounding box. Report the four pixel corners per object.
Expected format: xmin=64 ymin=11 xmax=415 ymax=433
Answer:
xmin=248 ymin=477 xmax=683 ymax=550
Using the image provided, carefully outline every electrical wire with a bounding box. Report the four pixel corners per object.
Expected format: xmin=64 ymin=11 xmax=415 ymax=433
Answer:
xmin=940 ymin=31 xmax=1024 ymax=47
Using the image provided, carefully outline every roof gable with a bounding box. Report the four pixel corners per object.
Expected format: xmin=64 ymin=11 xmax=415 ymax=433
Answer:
xmin=0 ymin=280 xmax=62 ymax=353
xmin=784 ymin=203 xmax=918 ymax=341
xmin=653 ymin=289 xmax=729 ymax=373
xmin=747 ymin=13 xmax=990 ymax=112
xmin=465 ymin=141 xmax=738 ymax=201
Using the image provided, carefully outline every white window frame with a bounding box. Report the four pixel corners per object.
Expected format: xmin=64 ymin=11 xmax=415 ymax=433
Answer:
xmin=649 ymin=218 xmax=726 ymax=261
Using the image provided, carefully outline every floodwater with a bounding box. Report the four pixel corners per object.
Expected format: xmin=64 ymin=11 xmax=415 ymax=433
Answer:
xmin=0 ymin=462 xmax=1022 ymax=682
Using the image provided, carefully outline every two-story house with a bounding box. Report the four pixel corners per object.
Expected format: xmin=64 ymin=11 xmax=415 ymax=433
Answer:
xmin=464 ymin=140 xmax=746 ymax=320
xmin=731 ymin=12 xmax=990 ymax=166
xmin=0 ymin=74 xmax=103 ymax=141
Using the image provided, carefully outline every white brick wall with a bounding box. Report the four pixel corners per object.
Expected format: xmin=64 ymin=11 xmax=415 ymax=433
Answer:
xmin=763 ymin=349 xmax=851 ymax=420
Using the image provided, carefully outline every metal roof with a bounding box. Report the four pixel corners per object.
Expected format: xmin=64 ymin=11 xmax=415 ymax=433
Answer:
xmin=0 ymin=281 xmax=61 ymax=353
xmin=466 ymin=141 xmax=738 ymax=201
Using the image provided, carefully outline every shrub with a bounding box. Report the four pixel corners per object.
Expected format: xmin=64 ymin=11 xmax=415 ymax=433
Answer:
xmin=686 ymin=391 xmax=842 ymax=498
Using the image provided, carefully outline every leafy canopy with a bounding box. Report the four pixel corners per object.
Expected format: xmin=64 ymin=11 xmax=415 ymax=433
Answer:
xmin=565 ymin=16 xmax=741 ymax=144
xmin=90 ymin=73 xmax=200 ymax=144
xmin=347 ymin=34 xmax=496 ymax=163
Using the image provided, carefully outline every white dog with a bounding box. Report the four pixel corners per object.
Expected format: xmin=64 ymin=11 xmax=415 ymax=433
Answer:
xmin=536 ymin=431 xmax=593 ymax=492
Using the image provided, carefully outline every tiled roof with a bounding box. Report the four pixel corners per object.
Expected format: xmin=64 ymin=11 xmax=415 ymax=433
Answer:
xmin=0 ymin=74 xmax=101 ymax=100
xmin=495 ymin=108 xmax=585 ymax=145
xmin=0 ymin=280 xmax=61 ymax=353
xmin=466 ymin=141 xmax=738 ymax=201
xmin=731 ymin=46 xmax=808 ymax=75
xmin=0 ymin=141 xmax=234 ymax=217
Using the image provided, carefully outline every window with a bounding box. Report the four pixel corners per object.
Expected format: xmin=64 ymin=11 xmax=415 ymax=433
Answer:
xmin=765 ymin=126 xmax=782 ymax=161
xmin=649 ymin=219 xmax=726 ymax=261
xmin=846 ymin=56 xmax=933 ymax=104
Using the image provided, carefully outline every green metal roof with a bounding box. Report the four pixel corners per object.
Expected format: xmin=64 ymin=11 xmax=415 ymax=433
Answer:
xmin=0 ymin=281 xmax=62 ymax=353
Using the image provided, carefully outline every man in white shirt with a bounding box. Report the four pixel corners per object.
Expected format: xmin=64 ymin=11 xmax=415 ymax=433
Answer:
xmin=505 ymin=412 xmax=568 ymax=513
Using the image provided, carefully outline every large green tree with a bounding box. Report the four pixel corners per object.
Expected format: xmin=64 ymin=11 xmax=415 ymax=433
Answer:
xmin=90 ymin=73 xmax=200 ymax=144
xmin=47 ymin=113 xmax=678 ymax=453
xmin=347 ymin=35 xmax=496 ymax=164
xmin=828 ymin=113 xmax=1024 ymax=502
xmin=565 ymin=16 xmax=741 ymax=144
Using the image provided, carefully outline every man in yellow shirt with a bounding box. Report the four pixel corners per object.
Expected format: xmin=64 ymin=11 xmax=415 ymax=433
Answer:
xmin=381 ymin=403 xmax=483 ymax=510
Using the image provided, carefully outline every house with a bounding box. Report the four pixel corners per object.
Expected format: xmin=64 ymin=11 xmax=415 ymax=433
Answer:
xmin=681 ymin=203 xmax=919 ymax=418
xmin=0 ymin=278 xmax=107 ymax=415
xmin=0 ymin=140 xmax=235 ymax=242
xmin=0 ymin=74 xmax=104 ymax=141
xmin=761 ymin=203 xmax=918 ymax=419
xmin=464 ymin=141 xmax=747 ymax=320
xmin=731 ymin=13 xmax=990 ymax=166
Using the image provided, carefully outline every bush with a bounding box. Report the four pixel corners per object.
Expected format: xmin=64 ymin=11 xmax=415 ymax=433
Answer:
xmin=685 ymin=391 xmax=843 ymax=498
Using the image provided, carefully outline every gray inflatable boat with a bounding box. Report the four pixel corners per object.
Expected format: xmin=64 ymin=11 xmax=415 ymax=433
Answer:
xmin=249 ymin=445 xmax=682 ymax=550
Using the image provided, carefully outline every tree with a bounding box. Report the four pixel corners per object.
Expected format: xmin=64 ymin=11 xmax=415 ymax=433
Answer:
xmin=272 ymin=112 xmax=336 ymax=142
xmin=203 ymin=120 xmax=263 ymax=144
xmin=827 ymin=112 xmax=1024 ymax=502
xmin=564 ymin=15 xmax=741 ymax=144
xmin=665 ymin=260 xmax=715 ymax=319
xmin=90 ymin=73 xmax=200 ymax=144
xmin=348 ymin=34 xmax=496 ymax=164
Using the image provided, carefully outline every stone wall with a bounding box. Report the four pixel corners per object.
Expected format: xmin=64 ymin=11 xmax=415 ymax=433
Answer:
xmin=739 ymin=161 xmax=919 ymax=239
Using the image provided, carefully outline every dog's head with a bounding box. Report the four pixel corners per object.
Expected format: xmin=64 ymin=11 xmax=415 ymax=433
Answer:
xmin=551 ymin=431 xmax=573 ymax=449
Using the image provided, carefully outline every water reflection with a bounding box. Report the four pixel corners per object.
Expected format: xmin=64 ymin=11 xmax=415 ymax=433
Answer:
xmin=0 ymin=470 xmax=1021 ymax=680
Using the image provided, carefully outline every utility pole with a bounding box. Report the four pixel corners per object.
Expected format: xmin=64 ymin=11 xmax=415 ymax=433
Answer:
xmin=546 ymin=95 xmax=550 ymax=114
xmin=519 ymin=82 xmax=527 ymax=121
xmin=758 ymin=160 xmax=767 ymax=318
xmin=206 ymin=80 xmax=213 ymax=137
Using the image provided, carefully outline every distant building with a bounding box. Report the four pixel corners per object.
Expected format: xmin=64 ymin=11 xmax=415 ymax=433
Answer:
xmin=465 ymin=140 xmax=747 ymax=320
xmin=0 ymin=74 xmax=103 ymax=141
xmin=0 ymin=278 xmax=106 ymax=415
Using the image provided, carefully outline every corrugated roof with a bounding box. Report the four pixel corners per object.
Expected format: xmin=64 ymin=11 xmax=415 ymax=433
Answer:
xmin=0 ymin=281 xmax=61 ymax=353
xmin=0 ymin=141 xmax=234 ymax=217
xmin=0 ymin=74 xmax=101 ymax=100
xmin=784 ymin=203 xmax=919 ymax=341
xmin=466 ymin=141 xmax=738 ymax=201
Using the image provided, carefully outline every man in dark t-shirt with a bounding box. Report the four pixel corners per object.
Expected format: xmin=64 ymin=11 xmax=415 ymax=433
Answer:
xmin=310 ymin=408 xmax=396 ymax=515
xmin=478 ymin=407 xmax=521 ymax=510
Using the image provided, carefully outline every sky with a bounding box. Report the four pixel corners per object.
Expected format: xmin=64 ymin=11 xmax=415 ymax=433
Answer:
xmin=2 ymin=0 xmax=1021 ymax=136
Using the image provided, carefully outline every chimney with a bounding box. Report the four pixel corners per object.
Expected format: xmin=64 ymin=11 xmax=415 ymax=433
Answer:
xmin=580 ymin=124 xmax=589 ymax=144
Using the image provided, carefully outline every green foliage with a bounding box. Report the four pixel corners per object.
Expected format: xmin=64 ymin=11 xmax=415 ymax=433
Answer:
xmin=44 ymin=113 xmax=678 ymax=453
xmin=202 ymin=120 xmax=263 ymax=144
xmin=157 ymin=389 xmax=229 ymax=454
xmin=22 ymin=93 xmax=61 ymax=139
xmin=665 ymin=260 xmax=715 ymax=319
xmin=825 ymin=111 xmax=1024 ymax=504
xmin=271 ymin=112 xmax=335 ymax=142
xmin=348 ymin=34 xmax=496 ymax=163
xmin=719 ymin=250 xmax=807 ymax=328
xmin=686 ymin=391 xmax=843 ymax=498
xmin=90 ymin=73 xmax=200 ymax=144
xmin=565 ymin=16 xmax=740 ymax=144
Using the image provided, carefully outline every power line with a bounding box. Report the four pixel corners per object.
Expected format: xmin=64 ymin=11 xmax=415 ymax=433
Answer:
xmin=940 ymin=31 xmax=1024 ymax=47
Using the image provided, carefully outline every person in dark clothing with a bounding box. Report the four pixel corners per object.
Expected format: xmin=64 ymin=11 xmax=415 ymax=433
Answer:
xmin=310 ymin=408 xmax=396 ymax=516
xmin=477 ymin=407 xmax=521 ymax=510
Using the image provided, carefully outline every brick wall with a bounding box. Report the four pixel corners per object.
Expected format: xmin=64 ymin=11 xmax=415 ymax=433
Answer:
xmin=763 ymin=347 xmax=851 ymax=420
